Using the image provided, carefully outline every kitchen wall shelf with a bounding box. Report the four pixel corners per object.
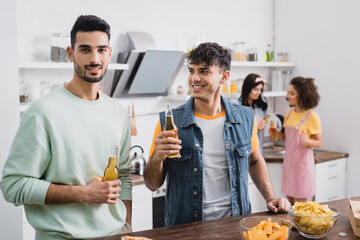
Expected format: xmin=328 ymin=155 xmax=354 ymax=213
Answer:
xmin=166 ymin=91 xmax=286 ymax=102
xmin=230 ymin=61 xmax=295 ymax=68
xmin=18 ymin=61 xmax=129 ymax=70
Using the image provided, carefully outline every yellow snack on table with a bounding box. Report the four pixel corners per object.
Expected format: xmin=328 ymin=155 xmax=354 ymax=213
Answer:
xmin=242 ymin=220 xmax=289 ymax=240
xmin=292 ymin=201 xmax=336 ymax=235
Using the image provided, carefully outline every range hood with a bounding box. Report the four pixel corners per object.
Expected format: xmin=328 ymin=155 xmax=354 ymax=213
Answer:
xmin=111 ymin=50 xmax=185 ymax=98
xmin=110 ymin=32 xmax=186 ymax=98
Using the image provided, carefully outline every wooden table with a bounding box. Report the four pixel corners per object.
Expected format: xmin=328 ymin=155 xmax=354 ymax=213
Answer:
xmin=82 ymin=197 xmax=359 ymax=240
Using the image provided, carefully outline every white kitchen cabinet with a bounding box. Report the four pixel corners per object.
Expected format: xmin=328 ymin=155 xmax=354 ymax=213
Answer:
xmin=248 ymin=162 xmax=287 ymax=214
xmin=248 ymin=175 xmax=267 ymax=213
xmin=266 ymin=162 xmax=286 ymax=199
xmin=315 ymin=158 xmax=347 ymax=203
xmin=132 ymin=184 xmax=153 ymax=232
xmin=265 ymin=158 xmax=347 ymax=204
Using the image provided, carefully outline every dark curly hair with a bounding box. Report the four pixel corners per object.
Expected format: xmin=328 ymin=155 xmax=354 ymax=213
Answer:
xmin=70 ymin=15 xmax=111 ymax=49
xmin=240 ymin=73 xmax=268 ymax=111
xmin=186 ymin=42 xmax=231 ymax=72
xmin=288 ymin=76 xmax=320 ymax=109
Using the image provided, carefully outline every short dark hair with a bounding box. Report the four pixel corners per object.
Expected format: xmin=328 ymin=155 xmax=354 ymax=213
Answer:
xmin=240 ymin=73 xmax=268 ymax=111
xmin=70 ymin=15 xmax=111 ymax=48
xmin=186 ymin=42 xmax=231 ymax=72
xmin=289 ymin=76 xmax=320 ymax=109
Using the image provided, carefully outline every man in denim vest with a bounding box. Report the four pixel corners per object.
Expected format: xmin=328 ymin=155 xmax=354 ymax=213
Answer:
xmin=144 ymin=42 xmax=290 ymax=226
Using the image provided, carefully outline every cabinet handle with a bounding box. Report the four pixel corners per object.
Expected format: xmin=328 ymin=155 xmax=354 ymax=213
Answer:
xmin=328 ymin=176 xmax=338 ymax=180
xmin=327 ymin=196 xmax=338 ymax=200
xmin=328 ymin=164 xmax=338 ymax=168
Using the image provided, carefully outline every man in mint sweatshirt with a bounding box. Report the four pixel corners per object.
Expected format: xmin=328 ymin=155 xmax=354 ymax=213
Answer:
xmin=0 ymin=15 xmax=132 ymax=240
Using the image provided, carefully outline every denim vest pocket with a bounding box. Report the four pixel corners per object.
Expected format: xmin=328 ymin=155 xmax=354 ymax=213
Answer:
xmin=167 ymin=148 xmax=192 ymax=183
xmin=234 ymin=143 xmax=251 ymax=178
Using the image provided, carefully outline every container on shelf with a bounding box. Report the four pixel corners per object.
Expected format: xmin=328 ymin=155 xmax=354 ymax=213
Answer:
xmin=237 ymin=78 xmax=244 ymax=93
xmin=51 ymin=33 xmax=69 ymax=62
xmin=40 ymin=81 xmax=50 ymax=97
xmin=233 ymin=42 xmax=246 ymax=61
xmin=265 ymin=43 xmax=274 ymax=62
xmin=277 ymin=52 xmax=288 ymax=62
xmin=271 ymin=70 xmax=283 ymax=92
xmin=247 ymin=48 xmax=258 ymax=61
xmin=282 ymin=70 xmax=292 ymax=91
xmin=222 ymin=81 xmax=230 ymax=94
xmin=230 ymin=80 xmax=237 ymax=94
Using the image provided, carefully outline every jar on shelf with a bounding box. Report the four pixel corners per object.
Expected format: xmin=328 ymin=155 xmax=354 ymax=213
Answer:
xmin=40 ymin=81 xmax=50 ymax=97
xmin=265 ymin=43 xmax=274 ymax=62
xmin=222 ymin=81 xmax=230 ymax=94
xmin=230 ymin=80 xmax=237 ymax=94
xmin=247 ymin=48 xmax=258 ymax=61
xmin=51 ymin=33 xmax=69 ymax=62
xmin=271 ymin=70 xmax=283 ymax=91
xmin=282 ymin=70 xmax=291 ymax=90
xmin=233 ymin=42 xmax=246 ymax=61
xmin=277 ymin=52 xmax=288 ymax=62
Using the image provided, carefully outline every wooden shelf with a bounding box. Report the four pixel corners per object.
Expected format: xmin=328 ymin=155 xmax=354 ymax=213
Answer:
xmin=18 ymin=61 xmax=129 ymax=70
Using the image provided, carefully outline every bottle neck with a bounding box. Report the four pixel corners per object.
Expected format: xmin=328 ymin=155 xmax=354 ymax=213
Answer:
xmin=108 ymin=156 xmax=117 ymax=166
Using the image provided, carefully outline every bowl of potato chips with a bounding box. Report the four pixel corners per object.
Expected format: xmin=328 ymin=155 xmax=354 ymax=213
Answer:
xmin=238 ymin=216 xmax=291 ymax=240
xmin=288 ymin=201 xmax=340 ymax=239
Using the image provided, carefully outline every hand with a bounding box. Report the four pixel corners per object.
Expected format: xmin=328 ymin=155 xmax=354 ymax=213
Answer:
xmin=300 ymin=131 xmax=309 ymax=147
xmin=267 ymin=197 xmax=291 ymax=213
xmin=268 ymin=126 xmax=279 ymax=136
xmin=152 ymin=131 xmax=182 ymax=163
xmin=257 ymin=119 xmax=267 ymax=132
xmin=84 ymin=177 xmax=122 ymax=204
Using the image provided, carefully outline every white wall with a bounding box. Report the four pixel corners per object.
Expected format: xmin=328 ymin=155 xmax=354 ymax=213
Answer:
xmin=275 ymin=0 xmax=360 ymax=197
xmin=0 ymin=1 xmax=23 ymax=239
xmin=16 ymin=0 xmax=275 ymax=156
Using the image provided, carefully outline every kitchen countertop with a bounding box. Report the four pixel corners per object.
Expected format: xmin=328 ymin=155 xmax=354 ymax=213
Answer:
xmin=82 ymin=196 xmax=360 ymax=240
xmin=263 ymin=146 xmax=349 ymax=164
xmin=131 ymin=174 xmax=145 ymax=186
xmin=131 ymin=148 xmax=349 ymax=185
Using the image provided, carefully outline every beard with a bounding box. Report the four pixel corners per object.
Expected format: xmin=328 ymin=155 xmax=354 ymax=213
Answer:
xmin=74 ymin=59 xmax=107 ymax=83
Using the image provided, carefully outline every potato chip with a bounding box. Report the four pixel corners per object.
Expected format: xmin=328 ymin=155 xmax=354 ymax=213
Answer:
xmin=291 ymin=201 xmax=337 ymax=236
xmin=243 ymin=220 xmax=289 ymax=240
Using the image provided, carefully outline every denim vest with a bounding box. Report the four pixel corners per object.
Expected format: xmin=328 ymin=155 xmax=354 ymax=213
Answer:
xmin=159 ymin=96 xmax=254 ymax=226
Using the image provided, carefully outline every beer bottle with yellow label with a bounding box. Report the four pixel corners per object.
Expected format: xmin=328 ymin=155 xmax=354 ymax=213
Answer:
xmin=164 ymin=103 xmax=180 ymax=158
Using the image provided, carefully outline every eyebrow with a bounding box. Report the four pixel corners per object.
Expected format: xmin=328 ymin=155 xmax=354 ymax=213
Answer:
xmin=199 ymin=67 xmax=210 ymax=71
xmin=77 ymin=44 xmax=109 ymax=48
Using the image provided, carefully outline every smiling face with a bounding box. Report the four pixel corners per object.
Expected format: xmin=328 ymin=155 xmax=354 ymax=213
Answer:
xmin=67 ymin=31 xmax=112 ymax=83
xmin=187 ymin=63 xmax=229 ymax=102
xmin=287 ymin=84 xmax=299 ymax=107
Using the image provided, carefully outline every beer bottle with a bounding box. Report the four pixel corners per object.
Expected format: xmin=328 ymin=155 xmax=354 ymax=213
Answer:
xmin=104 ymin=146 xmax=119 ymax=182
xmin=269 ymin=120 xmax=279 ymax=142
xmin=164 ymin=103 xmax=180 ymax=158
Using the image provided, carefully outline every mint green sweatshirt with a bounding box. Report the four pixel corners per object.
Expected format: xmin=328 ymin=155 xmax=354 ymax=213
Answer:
xmin=0 ymin=86 xmax=132 ymax=240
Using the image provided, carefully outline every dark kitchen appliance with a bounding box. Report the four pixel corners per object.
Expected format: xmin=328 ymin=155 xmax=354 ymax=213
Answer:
xmin=152 ymin=182 xmax=166 ymax=228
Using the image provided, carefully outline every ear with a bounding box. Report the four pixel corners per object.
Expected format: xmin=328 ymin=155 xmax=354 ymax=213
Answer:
xmin=108 ymin=47 xmax=113 ymax=58
xmin=219 ymin=70 xmax=230 ymax=84
xmin=67 ymin=46 xmax=74 ymax=62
